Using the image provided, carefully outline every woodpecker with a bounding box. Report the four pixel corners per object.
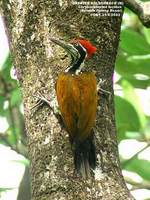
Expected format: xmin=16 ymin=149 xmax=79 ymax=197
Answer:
xmin=50 ymin=38 xmax=97 ymax=177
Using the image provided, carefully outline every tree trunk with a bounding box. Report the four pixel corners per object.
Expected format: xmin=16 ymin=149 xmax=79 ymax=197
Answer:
xmin=1 ymin=0 xmax=135 ymax=199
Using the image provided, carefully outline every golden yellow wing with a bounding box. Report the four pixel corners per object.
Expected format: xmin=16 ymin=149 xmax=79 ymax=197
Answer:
xmin=55 ymin=72 xmax=97 ymax=141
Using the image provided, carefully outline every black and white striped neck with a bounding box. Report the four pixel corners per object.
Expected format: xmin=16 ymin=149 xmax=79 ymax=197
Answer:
xmin=65 ymin=43 xmax=87 ymax=74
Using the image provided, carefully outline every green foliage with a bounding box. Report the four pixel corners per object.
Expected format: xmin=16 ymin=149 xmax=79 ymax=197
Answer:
xmin=0 ymin=96 xmax=5 ymax=115
xmin=123 ymin=158 xmax=150 ymax=181
xmin=1 ymin=53 xmax=12 ymax=80
xmin=0 ymin=187 xmax=13 ymax=192
xmin=116 ymin=53 xmax=150 ymax=78
xmin=115 ymin=8 xmax=150 ymax=196
xmin=143 ymin=27 xmax=150 ymax=45
xmin=120 ymin=29 xmax=150 ymax=55
xmin=10 ymin=87 xmax=22 ymax=107
xmin=121 ymin=80 xmax=147 ymax=129
xmin=115 ymin=95 xmax=141 ymax=141
xmin=0 ymin=53 xmax=28 ymax=196
xmin=11 ymin=158 xmax=30 ymax=166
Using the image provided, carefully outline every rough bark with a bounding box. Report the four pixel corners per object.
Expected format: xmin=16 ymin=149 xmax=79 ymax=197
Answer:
xmin=122 ymin=0 xmax=150 ymax=27
xmin=1 ymin=0 xmax=134 ymax=199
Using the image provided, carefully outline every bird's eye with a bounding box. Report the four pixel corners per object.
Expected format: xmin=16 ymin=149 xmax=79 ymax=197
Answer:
xmin=74 ymin=43 xmax=79 ymax=47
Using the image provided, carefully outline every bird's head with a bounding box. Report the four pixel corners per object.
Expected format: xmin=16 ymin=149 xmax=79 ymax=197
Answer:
xmin=50 ymin=38 xmax=97 ymax=74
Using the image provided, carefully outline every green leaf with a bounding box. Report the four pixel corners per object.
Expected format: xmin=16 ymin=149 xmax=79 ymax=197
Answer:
xmin=143 ymin=27 xmax=150 ymax=45
xmin=1 ymin=53 xmax=12 ymax=80
xmin=116 ymin=52 xmax=150 ymax=77
xmin=143 ymin=123 xmax=150 ymax=140
xmin=120 ymin=29 xmax=150 ymax=55
xmin=10 ymin=88 xmax=22 ymax=107
xmin=12 ymin=158 xmax=30 ymax=166
xmin=117 ymin=76 xmax=150 ymax=89
xmin=5 ymin=127 xmax=18 ymax=145
xmin=121 ymin=80 xmax=147 ymax=130
xmin=0 ymin=187 xmax=13 ymax=192
xmin=0 ymin=96 xmax=5 ymax=116
xmin=123 ymin=158 xmax=150 ymax=181
xmin=115 ymin=95 xmax=141 ymax=141
xmin=125 ymin=131 xmax=142 ymax=139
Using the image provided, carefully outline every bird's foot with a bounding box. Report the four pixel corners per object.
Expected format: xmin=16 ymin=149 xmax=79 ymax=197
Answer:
xmin=31 ymin=92 xmax=59 ymax=115
xmin=97 ymin=79 xmax=112 ymax=96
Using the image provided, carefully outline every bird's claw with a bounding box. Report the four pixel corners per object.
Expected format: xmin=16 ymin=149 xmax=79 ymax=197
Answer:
xmin=31 ymin=92 xmax=59 ymax=115
xmin=30 ymin=92 xmax=51 ymax=115
xmin=97 ymin=79 xmax=112 ymax=96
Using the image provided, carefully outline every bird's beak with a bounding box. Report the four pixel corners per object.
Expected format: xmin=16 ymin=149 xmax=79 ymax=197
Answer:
xmin=50 ymin=37 xmax=79 ymax=63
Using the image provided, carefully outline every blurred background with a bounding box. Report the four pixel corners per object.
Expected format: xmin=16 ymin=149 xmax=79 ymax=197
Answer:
xmin=0 ymin=3 xmax=150 ymax=200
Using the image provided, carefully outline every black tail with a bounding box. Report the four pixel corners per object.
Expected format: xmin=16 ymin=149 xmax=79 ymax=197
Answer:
xmin=72 ymin=134 xmax=96 ymax=178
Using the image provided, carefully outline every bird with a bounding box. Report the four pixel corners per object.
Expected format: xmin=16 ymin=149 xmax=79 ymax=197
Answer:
xmin=50 ymin=38 xmax=97 ymax=177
